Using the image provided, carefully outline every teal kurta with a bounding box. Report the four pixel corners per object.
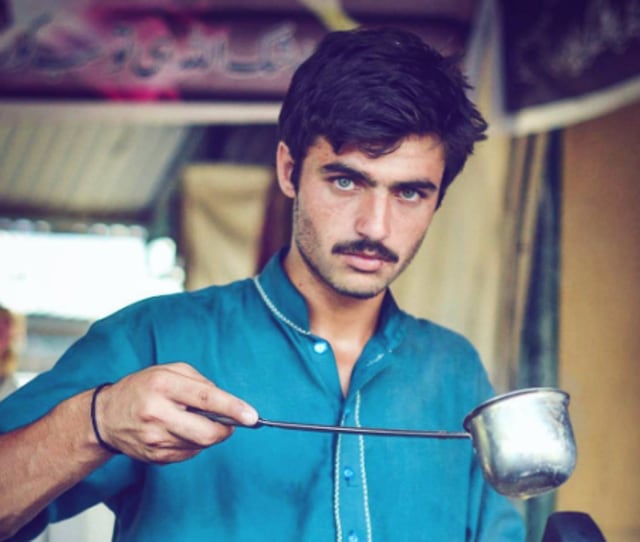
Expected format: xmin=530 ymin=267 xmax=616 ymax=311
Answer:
xmin=0 ymin=251 xmax=524 ymax=541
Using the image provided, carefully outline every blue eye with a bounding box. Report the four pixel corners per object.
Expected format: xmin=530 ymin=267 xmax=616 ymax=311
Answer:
xmin=334 ymin=177 xmax=354 ymax=190
xmin=399 ymin=188 xmax=420 ymax=201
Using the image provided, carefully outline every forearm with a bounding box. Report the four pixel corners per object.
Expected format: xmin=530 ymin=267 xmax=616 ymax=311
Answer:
xmin=0 ymin=389 xmax=111 ymax=540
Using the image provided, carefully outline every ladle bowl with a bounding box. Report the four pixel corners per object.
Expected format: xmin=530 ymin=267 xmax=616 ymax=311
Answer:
xmin=463 ymin=387 xmax=577 ymax=498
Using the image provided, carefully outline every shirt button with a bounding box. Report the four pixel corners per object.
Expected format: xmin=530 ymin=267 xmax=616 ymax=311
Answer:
xmin=347 ymin=531 xmax=359 ymax=542
xmin=313 ymin=341 xmax=328 ymax=354
xmin=343 ymin=466 xmax=355 ymax=481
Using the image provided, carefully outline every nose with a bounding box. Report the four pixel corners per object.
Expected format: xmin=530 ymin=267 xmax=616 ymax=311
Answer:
xmin=354 ymin=192 xmax=391 ymax=241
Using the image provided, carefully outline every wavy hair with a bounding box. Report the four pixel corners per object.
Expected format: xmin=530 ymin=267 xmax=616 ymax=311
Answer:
xmin=278 ymin=27 xmax=487 ymax=206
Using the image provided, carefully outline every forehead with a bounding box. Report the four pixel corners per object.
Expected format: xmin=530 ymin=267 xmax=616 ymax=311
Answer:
xmin=304 ymin=135 xmax=445 ymax=184
xmin=310 ymin=134 xmax=443 ymax=159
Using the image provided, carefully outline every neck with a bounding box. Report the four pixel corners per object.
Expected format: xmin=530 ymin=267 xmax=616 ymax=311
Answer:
xmin=310 ymin=288 xmax=384 ymax=346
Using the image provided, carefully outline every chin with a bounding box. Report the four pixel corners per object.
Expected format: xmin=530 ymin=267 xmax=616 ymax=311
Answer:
xmin=331 ymin=278 xmax=388 ymax=300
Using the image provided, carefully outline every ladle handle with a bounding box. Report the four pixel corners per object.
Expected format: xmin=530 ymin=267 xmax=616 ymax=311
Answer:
xmin=259 ymin=418 xmax=470 ymax=439
xmin=188 ymin=408 xmax=470 ymax=439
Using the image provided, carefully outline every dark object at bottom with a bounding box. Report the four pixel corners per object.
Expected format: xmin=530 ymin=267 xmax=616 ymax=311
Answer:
xmin=542 ymin=512 xmax=606 ymax=541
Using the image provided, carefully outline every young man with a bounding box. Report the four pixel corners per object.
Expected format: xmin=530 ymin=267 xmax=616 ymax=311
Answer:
xmin=0 ymin=28 xmax=524 ymax=541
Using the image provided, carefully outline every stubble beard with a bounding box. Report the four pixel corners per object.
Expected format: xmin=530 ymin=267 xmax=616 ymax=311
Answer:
xmin=292 ymin=199 xmax=427 ymax=300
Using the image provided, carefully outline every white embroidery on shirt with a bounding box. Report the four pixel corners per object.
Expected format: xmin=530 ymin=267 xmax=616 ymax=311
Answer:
xmin=253 ymin=276 xmax=312 ymax=336
xmin=366 ymin=353 xmax=385 ymax=366
xmin=333 ymin=433 xmax=344 ymax=542
xmin=355 ymin=391 xmax=374 ymax=542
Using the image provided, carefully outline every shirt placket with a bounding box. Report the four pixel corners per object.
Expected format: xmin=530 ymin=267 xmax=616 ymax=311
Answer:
xmin=333 ymin=334 xmax=397 ymax=542
xmin=333 ymin=394 xmax=372 ymax=542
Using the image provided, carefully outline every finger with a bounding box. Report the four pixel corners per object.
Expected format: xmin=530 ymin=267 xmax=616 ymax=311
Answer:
xmin=156 ymin=372 xmax=259 ymax=427
xmin=166 ymin=410 xmax=237 ymax=448
xmin=188 ymin=385 xmax=258 ymax=427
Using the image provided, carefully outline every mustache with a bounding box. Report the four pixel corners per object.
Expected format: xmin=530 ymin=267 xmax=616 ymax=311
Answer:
xmin=332 ymin=239 xmax=399 ymax=263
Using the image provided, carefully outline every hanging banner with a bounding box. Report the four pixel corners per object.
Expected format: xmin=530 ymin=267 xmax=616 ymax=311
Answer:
xmin=0 ymin=10 xmax=321 ymax=100
xmin=497 ymin=0 xmax=640 ymax=133
xmin=0 ymin=0 xmax=468 ymax=101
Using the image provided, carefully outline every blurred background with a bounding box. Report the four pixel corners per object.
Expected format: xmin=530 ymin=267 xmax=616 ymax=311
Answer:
xmin=0 ymin=0 xmax=638 ymax=541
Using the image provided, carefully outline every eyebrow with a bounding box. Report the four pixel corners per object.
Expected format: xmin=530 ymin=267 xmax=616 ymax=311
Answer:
xmin=320 ymin=161 xmax=439 ymax=192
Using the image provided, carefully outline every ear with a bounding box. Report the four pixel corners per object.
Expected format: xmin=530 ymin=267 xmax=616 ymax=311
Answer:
xmin=276 ymin=141 xmax=296 ymax=199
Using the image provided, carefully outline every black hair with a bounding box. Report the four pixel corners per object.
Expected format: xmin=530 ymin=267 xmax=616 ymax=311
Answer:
xmin=278 ymin=27 xmax=488 ymax=206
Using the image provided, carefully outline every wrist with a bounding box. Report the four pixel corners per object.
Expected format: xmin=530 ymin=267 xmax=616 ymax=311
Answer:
xmin=90 ymin=383 xmax=122 ymax=455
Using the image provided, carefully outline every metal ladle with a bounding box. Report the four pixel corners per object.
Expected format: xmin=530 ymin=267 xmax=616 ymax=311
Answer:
xmin=190 ymin=387 xmax=577 ymax=499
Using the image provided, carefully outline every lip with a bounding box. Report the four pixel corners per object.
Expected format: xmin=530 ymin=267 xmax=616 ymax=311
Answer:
xmin=339 ymin=252 xmax=387 ymax=272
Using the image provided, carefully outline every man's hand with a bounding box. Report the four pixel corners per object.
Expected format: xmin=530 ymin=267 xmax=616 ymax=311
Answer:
xmin=94 ymin=363 xmax=259 ymax=463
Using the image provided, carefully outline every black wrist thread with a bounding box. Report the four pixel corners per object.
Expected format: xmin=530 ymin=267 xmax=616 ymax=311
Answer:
xmin=91 ymin=383 xmax=121 ymax=455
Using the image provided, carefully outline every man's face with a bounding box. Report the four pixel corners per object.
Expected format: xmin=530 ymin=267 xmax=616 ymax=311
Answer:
xmin=277 ymin=135 xmax=445 ymax=300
